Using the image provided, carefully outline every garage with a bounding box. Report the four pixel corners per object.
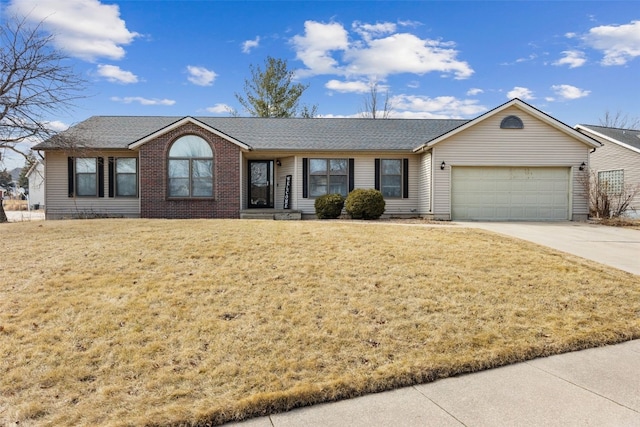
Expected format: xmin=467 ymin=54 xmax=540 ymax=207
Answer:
xmin=451 ymin=167 xmax=570 ymax=221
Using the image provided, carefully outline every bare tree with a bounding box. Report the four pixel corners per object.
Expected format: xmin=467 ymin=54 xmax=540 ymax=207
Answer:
xmin=599 ymin=110 xmax=640 ymax=130
xmin=0 ymin=15 xmax=86 ymax=222
xmin=579 ymin=168 xmax=640 ymax=219
xmin=359 ymin=81 xmax=392 ymax=119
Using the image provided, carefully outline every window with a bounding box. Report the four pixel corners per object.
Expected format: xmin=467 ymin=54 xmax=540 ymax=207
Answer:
xmin=115 ymin=158 xmax=137 ymax=197
xmin=375 ymin=158 xmax=409 ymax=199
xmin=598 ymin=169 xmax=624 ymax=195
xmin=76 ymin=158 xmax=98 ymax=196
xmin=380 ymin=159 xmax=402 ymax=198
xmin=168 ymin=135 xmax=213 ymax=198
xmin=309 ymin=158 xmax=349 ymax=197
xmin=500 ymin=115 xmax=524 ymax=129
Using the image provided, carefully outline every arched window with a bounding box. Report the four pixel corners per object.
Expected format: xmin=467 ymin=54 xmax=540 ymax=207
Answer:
xmin=168 ymin=135 xmax=213 ymax=197
xmin=500 ymin=115 xmax=524 ymax=129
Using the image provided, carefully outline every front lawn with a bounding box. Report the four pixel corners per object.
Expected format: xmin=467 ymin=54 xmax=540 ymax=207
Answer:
xmin=1 ymin=219 xmax=639 ymax=426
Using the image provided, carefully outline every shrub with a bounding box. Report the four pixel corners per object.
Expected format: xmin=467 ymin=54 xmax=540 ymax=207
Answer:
xmin=345 ymin=188 xmax=385 ymax=220
xmin=314 ymin=193 xmax=345 ymax=219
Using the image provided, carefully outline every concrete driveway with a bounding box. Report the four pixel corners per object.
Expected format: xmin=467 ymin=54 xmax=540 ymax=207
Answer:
xmin=456 ymin=221 xmax=640 ymax=276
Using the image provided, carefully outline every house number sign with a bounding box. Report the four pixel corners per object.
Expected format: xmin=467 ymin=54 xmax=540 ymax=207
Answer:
xmin=283 ymin=175 xmax=292 ymax=209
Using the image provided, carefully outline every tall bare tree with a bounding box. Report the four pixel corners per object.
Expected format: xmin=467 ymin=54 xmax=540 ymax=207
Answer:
xmin=359 ymin=81 xmax=392 ymax=119
xmin=235 ymin=56 xmax=316 ymax=118
xmin=599 ymin=110 xmax=640 ymax=130
xmin=0 ymin=16 xmax=86 ymax=222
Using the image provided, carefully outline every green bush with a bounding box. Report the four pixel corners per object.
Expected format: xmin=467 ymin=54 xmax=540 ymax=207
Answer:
xmin=314 ymin=193 xmax=345 ymax=219
xmin=345 ymin=188 xmax=386 ymax=220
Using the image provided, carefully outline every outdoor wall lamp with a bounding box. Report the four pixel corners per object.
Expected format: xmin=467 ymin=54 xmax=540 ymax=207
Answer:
xmin=276 ymin=159 xmax=282 ymax=166
xmin=440 ymin=161 xmax=446 ymax=170
xmin=579 ymin=161 xmax=586 ymax=171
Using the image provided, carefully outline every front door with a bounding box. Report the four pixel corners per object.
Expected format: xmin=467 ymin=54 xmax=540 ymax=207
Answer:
xmin=248 ymin=160 xmax=274 ymax=208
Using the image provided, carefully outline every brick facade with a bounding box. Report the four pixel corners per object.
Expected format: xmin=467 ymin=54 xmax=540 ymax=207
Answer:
xmin=139 ymin=123 xmax=242 ymax=218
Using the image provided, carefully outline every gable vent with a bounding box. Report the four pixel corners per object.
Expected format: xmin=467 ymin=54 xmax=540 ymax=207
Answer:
xmin=500 ymin=115 xmax=524 ymax=129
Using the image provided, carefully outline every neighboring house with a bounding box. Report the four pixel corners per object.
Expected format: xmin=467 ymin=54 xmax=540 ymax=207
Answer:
xmin=575 ymin=124 xmax=640 ymax=217
xmin=26 ymin=160 xmax=45 ymax=209
xmin=33 ymin=99 xmax=600 ymax=221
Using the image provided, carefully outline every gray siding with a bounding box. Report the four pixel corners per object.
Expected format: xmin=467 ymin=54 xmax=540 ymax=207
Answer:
xmin=432 ymin=106 xmax=590 ymax=220
xmin=418 ymin=151 xmax=432 ymax=214
xmin=44 ymin=151 xmax=140 ymax=219
xmin=588 ymin=136 xmax=640 ymax=214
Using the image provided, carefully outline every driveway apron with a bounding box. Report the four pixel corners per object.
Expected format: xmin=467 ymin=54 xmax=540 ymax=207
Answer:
xmin=456 ymin=221 xmax=640 ymax=276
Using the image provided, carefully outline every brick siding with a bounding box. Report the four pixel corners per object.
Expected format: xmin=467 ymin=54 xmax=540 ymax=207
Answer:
xmin=139 ymin=123 xmax=241 ymax=218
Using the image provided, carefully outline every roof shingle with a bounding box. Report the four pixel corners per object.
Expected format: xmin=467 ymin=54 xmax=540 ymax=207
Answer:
xmin=35 ymin=116 xmax=468 ymax=151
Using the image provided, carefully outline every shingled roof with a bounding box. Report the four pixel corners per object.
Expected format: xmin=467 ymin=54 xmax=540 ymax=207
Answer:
xmin=576 ymin=124 xmax=640 ymax=152
xmin=34 ymin=116 xmax=468 ymax=152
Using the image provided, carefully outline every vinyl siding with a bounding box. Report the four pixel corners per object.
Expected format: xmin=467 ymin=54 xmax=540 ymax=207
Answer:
xmin=588 ymin=136 xmax=640 ymax=214
xmin=275 ymin=156 xmax=295 ymax=210
xmin=294 ymin=152 xmax=422 ymax=216
xmin=418 ymin=151 xmax=432 ymax=213
xmin=432 ymin=106 xmax=590 ymax=220
xmin=44 ymin=151 xmax=140 ymax=219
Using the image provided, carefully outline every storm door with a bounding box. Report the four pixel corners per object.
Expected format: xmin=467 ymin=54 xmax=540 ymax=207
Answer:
xmin=248 ymin=160 xmax=274 ymax=208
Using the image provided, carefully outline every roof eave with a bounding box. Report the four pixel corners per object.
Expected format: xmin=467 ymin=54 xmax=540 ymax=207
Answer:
xmin=575 ymin=125 xmax=638 ymax=154
xmin=128 ymin=116 xmax=252 ymax=151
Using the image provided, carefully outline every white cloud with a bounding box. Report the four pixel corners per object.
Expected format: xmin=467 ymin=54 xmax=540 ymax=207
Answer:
xmin=553 ymin=50 xmax=587 ymax=68
xmin=292 ymin=21 xmax=350 ymax=76
xmin=390 ymin=95 xmax=487 ymax=119
xmin=110 ymin=96 xmax=175 ymax=106
xmin=325 ymin=80 xmax=371 ymax=93
xmin=205 ymin=104 xmax=232 ymax=114
xmin=550 ymin=84 xmax=590 ymax=100
xmin=96 ymin=64 xmax=138 ymax=84
xmin=352 ymin=21 xmax=397 ymax=40
xmin=583 ymin=20 xmax=640 ymax=65
xmin=186 ymin=66 xmax=217 ymax=86
xmin=507 ymin=86 xmax=535 ymax=100
xmin=242 ymin=36 xmax=260 ymax=54
xmin=292 ymin=20 xmax=473 ymax=80
xmin=8 ymin=0 xmax=139 ymax=61
xmin=344 ymin=32 xmax=473 ymax=79
xmin=466 ymin=88 xmax=484 ymax=96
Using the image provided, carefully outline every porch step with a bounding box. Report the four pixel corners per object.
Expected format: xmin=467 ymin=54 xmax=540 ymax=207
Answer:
xmin=240 ymin=209 xmax=302 ymax=220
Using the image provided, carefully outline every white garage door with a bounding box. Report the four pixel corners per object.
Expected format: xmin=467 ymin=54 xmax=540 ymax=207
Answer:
xmin=451 ymin=167 xmax=570 ymax=221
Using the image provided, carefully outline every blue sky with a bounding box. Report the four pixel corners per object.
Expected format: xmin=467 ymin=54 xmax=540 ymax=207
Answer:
xmin=1 ymin=0 xmax=639 ymax=169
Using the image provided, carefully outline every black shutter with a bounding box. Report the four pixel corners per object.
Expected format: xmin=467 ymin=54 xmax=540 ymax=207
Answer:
xmin=348 ymin=158 xmax=354 ymax=193
xmin=108 ymin=157 xmax=115 ymax=198
xmin=302 ymin=158 xmax=308 ymax=198
xmin=403 ymin=158 xmax=409 ymax=199
xmin=67 ymin=157 xmax=74 ymax=197
xmin=98 ymin=157 xmax=105 ymax=197
xmin=374 ymin=158 xmax=381 ymax=191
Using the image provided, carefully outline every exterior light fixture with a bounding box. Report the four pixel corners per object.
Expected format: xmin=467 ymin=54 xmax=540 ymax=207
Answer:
xmin=440 ymin=161 xmax=446 ymax=170
xmin=579 ymin=162 xmax=586 ymax=171
xmin=276 ymin=159 xmax=282 ymax=166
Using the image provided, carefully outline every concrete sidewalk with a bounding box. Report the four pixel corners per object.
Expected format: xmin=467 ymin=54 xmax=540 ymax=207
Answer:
xmin=228 ymin=340 xmax=640 ymax=426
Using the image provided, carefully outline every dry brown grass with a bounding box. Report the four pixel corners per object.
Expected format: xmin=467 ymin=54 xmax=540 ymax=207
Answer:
xmin=1 ymin=219 xmax=639 ymax=426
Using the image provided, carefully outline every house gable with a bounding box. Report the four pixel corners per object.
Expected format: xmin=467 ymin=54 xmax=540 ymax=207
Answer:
xmin=138 ymin=121 xmax=242 ymax=219
xmin=414 ymin=98 xmax=602 ymax=152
